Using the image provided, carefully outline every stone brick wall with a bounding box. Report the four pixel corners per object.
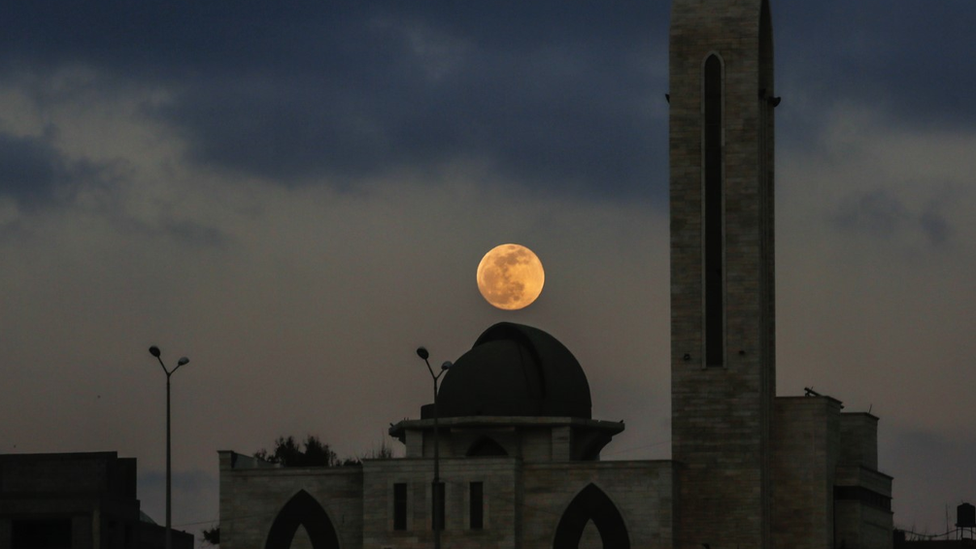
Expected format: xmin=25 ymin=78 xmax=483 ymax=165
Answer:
xmin=218 ymin=451 xmax=363 ymax=549
xmin=771 ymin=397 xmax=842 ymax=549
xmin=834 ymin=465 xmax=894 ymax=549
xmin=521 ymin=461 xmax=674 ymax=549
xmin=669 ymin=1 xmax=776 ymax=548
xmin=770 ymin=398 xmax=893 ymax=549
xmin=393 ymin=417 xmax=623 ymax=463
xmin=836 ymin=501 xmax=895 ymax=549
xmin=362 ymin=456 xmax=520 ymax=549
xmin=839 ymin=413 xmax=880 ymax=470
xmin=219 ymin=450 xmax=672 ymax=549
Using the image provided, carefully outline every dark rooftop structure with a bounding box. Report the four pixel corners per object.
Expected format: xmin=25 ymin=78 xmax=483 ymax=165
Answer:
xmin=0 ymin=451 xmax=193 ymax=549
xmin=427 ymin=322 xmax=592 ymax=419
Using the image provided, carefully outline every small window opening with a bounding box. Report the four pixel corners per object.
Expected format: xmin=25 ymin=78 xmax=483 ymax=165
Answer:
xmin=393 ymin=483 xmax=407 ymax=530
xmin=432 ymin=481 xmax=445 ymax=531
xmin=470 ymin=482 xmax=484 ymax=530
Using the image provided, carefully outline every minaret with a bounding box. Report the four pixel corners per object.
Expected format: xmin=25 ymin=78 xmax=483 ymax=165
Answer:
xmin=669 ymin=1 xmax=776 ymax=549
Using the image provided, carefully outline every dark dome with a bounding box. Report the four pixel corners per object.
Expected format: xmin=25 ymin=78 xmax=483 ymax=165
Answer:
xmin=431 ymin=322 xmax=592 ymax=419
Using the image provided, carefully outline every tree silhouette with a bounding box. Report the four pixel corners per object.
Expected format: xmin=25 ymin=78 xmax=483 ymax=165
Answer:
xmin=201 ymin=525 xmax=219 ymax=545
xmin=255 ymin=435 xmax=339 ymax=467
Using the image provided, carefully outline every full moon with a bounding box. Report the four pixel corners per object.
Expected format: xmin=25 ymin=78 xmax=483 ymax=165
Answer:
xmin=476 ymin=244 xmax=545 ymax=310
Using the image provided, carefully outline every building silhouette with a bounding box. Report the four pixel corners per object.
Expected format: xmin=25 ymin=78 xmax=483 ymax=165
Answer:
xmin=0 ymin=452 xmax=193 ymax=549
xmin=218 ymin=0 xmax=894 ymax=547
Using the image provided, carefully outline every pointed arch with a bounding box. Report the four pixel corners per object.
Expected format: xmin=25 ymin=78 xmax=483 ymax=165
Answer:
xmin=552 ymin=484 xmax=630 ymax=549
xmin=466 ymin=436 xmax=508 ymax=457
xmin=264 ymin=489 xmax=340 ymax=549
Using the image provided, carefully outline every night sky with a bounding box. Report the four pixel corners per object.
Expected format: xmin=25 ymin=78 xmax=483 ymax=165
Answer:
xmin=2 ymin=0 xmax=975 ymax=542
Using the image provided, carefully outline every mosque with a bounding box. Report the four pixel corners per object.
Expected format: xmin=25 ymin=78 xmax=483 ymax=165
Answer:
xmin=217 ymin=0 xmax=894 ymax=547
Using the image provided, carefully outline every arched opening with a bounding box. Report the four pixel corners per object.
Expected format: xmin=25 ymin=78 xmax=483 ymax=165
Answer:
xmin=264 ymin=490 xmax=340 ymax=549
xmin=466 ymin=436 xmax=508 ymax=457
xmin=552 ymin=484 xmax=630 ymax=549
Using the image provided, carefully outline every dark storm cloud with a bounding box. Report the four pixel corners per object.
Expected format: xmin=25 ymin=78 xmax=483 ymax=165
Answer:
xmin=158 ymin=220 xmax=229 ymax=249
xmin=4 ymin=2 xmax=974 ymax=197
xmin=777 ymin=0 xmax=976 ymax=132
xmin=0 ymin=131 xmax=99 ymax=208
xmin=1 ymin=1 xmax=669 ymax=199
xmin=834 ymin=190 xmax=911 ymax=236
xmin=918 ymin=209 xmax=951 ymax=246
xmin=833 ymin=189 xmax=953 ymax=246
xmin=0 ymin=133 xmax=60 ymax=204
xmin=0 ymin=131 xmax=226 ymax=247
xmin=152 ymin=1 xmax=671 ymax=198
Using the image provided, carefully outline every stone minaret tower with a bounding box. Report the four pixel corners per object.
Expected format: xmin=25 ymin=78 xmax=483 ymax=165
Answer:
xmin=669 ymin=1 xmax=776 ymax=549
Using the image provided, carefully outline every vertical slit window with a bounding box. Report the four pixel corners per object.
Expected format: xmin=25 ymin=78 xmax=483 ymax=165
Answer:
xmin=470 ymin=482 xmax=484 ymax=530
xmin=703 ymin=54 xmax=724 ymax=367
xmin=393 ymin=483 xmax=407 ymax=530
xmin=432 ymin=481 xmax=445 ymax=531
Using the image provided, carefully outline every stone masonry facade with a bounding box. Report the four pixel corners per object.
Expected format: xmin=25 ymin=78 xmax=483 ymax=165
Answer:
xmin=669 ymin=1 xmax=776 ymax=548
xmin=217 ymin=0 xmax=893 ymax=547
xmin=219 ymin=449 xmax=675 ymax=549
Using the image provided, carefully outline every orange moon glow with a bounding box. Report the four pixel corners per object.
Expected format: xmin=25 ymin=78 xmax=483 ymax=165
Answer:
xmin=476 ymin=244 xmax=545 ymax=310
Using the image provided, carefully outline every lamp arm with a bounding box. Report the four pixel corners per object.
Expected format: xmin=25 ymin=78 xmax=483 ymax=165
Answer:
xmin=422 ymin=358 xmax=436 ymax=380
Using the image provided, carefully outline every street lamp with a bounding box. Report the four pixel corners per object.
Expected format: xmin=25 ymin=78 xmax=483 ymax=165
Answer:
xmin=416 ymin=347 xmax=451 ymax=549
xmin=148 ymin=345 xmax=189 ymax=549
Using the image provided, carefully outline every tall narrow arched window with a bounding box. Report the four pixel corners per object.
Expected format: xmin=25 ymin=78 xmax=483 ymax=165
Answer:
xmin=703 ymin=54 xmax=724 ymax=367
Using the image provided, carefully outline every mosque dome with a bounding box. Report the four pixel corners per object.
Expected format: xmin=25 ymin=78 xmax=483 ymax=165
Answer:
xmin=429 ymin=322 xmax=592 ymax=419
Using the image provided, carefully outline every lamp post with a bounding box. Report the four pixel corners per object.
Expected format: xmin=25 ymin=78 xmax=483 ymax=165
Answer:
xmin=149 ymin=345 xmax=189 ymax=549
xmin=416 ymin=347 xmax=451 ymax=549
